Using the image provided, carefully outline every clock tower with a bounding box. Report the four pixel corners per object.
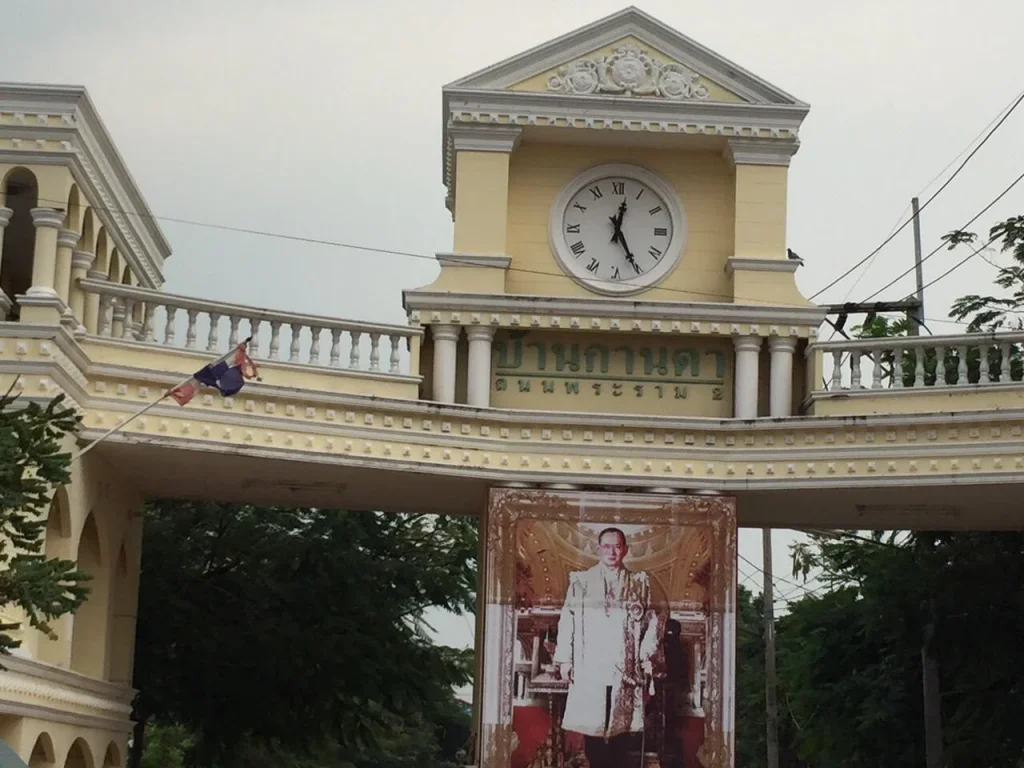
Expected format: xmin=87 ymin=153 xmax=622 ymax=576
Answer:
xmin=405 ymin=6 xmax=816 ymax=422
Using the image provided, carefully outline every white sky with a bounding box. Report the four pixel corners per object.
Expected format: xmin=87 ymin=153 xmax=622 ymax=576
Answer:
xmin=4 ymin=0 xmax=1023 ymax=649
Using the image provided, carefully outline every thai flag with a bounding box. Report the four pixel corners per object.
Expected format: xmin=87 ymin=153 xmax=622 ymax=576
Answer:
xmin=169 ymin=341 xmax=259 ymax=406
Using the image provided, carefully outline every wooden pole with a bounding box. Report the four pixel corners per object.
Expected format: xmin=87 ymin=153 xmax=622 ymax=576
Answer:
xmin=763 ymin=527 xmax=780 ymax=768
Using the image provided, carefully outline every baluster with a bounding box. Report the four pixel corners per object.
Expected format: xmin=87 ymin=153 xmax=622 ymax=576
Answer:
xmin=389 ymin=334 xmax=401 ymax=373
xmin=350 ymin=331 xmax=362 ymax=369
xmin=892 ymin=347 xmax=904 ymax=388
xmin=979 ymin=343 xmax=991 ymax=383
xmin=121 ymin=299 xmax=136 ymax=339
xmin=110 ymin=299 xmax=125 ymax=338
xmin=830 ymin=350 xmax=842 ymax=390
xmin=957 ymin=345 xmax=968 ymax=384
xmin=330 ymin=329 xmax=342 ymax=367
xmin=1000 ymin=343 xmax=1011 ymax=381
xmin=871 ymin=347 xmax=883 ymax=389
xmin=269 ymin=321 xmax=282 ymax=360
xmin=850 ymin=350 xmax=861 ymax=389
xmin=369 ymin=332 xmax=381 ymax=372
xmin=935 ymin=346 xmax=946 ymax=386
xmin=142 ymin=303 xmax=157 ymax=343
xmin=289 ymin=323 xmax=302 ymax=363
xmin=228 ymin=316 xmax=241 ymax=347
xmin=309 ymin=327 xmax=322 ymax=365
xmin=164 ymin=306 xmax=177 ymax=345
xmin=913 ymin=346 xmax=925 ymax=387
xmin=185 ymin=309 xmax=198 ymax=349
xmin=248 ymin=318 xmax=261 ymax=357
xmin=207 ymin=313 xmax=220 ymax=351
xmin=99 ymin=294 xmax=113 ymax=336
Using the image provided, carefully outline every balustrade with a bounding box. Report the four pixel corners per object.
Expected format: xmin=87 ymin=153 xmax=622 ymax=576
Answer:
xmin=78 ymin=278 xmax=421 ymax=377
xmin=811 ymin=332 xmax=1024 ymax=393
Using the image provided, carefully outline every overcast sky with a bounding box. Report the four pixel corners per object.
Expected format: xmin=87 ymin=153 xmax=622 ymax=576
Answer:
xmin=4 ymin=0 xmax=1023 ymax=649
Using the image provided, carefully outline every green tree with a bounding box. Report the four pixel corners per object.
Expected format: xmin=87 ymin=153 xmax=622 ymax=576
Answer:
xmin=131 ymin=501 xmax=476 ymax=768
xmin=0 ymin=391 xmax=88 ymax=655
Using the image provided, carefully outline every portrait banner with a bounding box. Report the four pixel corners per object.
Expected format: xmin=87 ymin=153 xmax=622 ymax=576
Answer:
xmin=478 ymin=488 xmax=737 ymax=768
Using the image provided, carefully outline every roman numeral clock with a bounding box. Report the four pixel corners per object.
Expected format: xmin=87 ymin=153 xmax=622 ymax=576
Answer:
xmin=549 ymin=163 xmax=686 ymax=295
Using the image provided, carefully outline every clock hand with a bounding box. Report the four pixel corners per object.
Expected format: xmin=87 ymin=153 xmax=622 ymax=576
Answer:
xmin=609 ymin=200 xmax=627 ymax=243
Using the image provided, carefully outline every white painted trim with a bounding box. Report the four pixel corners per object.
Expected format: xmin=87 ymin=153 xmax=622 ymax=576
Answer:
xmin=403 ymin=289 xmax=826 ymax=325
xmin=0 ymin=700 xmax=134 ymax=733
xmin=448 ymin=124 xmax=521 ymax=153
xmin=436 ymin=253 xmax=511 ymax=269
xmin=724 ymin=137 xmax=800 ymax=167
xmin=547 ymin=163 xmax=686 ymax=296
xmin=808 ymin=381 xmax=1024 ymax=400
xmin=725 ymin=257 xmax=800 ymax=274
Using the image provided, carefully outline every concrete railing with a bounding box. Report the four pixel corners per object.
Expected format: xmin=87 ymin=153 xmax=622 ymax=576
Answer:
xmin=78 ymin=278 xmax=422 ymax=377
xmin=810 ymin=331 xmax=1024 ymax=393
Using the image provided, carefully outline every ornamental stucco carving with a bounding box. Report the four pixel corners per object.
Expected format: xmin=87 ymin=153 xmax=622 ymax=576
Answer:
xmin=546 ymin=43 xmax=710 ymax=100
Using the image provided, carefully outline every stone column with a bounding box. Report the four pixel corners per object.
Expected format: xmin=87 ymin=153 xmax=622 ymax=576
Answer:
xmin=54 ymin=228 xmax=79 ymax=306
xmin=82 ymin=267 xmax=106 ymax=334
xmin=431 ymin=324 xmax=460 ymax=404
xmin=68 ymin=250 xmax=95 ymax=330
xmin=0 ymin=207 xmax=13 ymax=319
xmin=769 ymin=336 xmax=798 ymax=418
xmin=733 ymin=335 xmax=762 ymax=419
xmin=466 ymin=325 xmax=496 ymax=407
xmin=27 ymin=208 xmax=64 ymax=297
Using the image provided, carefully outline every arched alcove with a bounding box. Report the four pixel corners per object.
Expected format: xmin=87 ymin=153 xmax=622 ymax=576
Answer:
xmin=1 ymin=167 xmax=39 ymax=317
xmin=108 ymin=544 xmax=135 ymax=685
xmin=65 ymin=185 xmax=82 ymax=233
xmin=63 ymin=738 xmax=94 ymax=768
xmin=69 ymin=513 xmax=110 ymax=679
xmin=38 ymin=487 xmax=72 ymax=666
xmin=93 ymin=229 xmax=108 ymax=275
xmin=27 ymin=731 xmax=55 ymax=768
xmin=79 ymin=208 xmax=95 ymax=253
xmin=106 ymin=249 xmax=120 ymax=283
xmin=101 ymin=742 xmax=121 ymax=768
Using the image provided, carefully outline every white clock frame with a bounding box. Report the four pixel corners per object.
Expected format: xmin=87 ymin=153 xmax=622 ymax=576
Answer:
xmin=547 ymin=162 xmax=688 ymax=296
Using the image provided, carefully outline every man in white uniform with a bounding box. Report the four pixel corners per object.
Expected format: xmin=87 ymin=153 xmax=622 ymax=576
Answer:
xmin=553 ymin=527 xmax=666 ymax=768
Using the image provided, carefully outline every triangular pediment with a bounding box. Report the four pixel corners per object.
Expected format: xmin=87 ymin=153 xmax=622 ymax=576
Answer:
xmin=446 ymin=6 xmax=805 ymax=107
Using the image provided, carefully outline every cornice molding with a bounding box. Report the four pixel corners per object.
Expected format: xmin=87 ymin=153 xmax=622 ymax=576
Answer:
xmin=436 ymin=253 xmax=512 ymax=269
xmin=724 ymin=137 xmax=801 ymax=167
xmin=726 ymin=257 xmax=800 ymax=274
xmin=448 ymin=124 xmax=522 ymax=153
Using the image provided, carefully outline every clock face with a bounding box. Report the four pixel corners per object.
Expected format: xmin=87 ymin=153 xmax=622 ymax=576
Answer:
xmin=549 ymin=164 xmax=685 ymax=295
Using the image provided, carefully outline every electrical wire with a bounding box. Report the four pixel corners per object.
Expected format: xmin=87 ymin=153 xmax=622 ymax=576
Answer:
xmin=808 ymin=88 xmax=1024 ymax=301
xmin=859 ymin=169 xmax=1024 ymax=303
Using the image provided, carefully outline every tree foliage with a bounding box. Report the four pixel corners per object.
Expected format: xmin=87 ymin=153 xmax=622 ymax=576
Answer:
xmin=133 ymin=501 xmax=476 ymax=767
xmin=0 ymin=391 xmax=88 ymax=654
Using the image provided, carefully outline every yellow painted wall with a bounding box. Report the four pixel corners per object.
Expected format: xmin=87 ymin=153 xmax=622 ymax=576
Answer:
xmin=510 ymin=36 xmax=744 ymax=103
xmin=733 ymin=165 xmax=787 ymax=261
xmin=505 ymin=143 xmax=735 ymax=301
xmin=454 ymin=152 xmax=511 ymax=256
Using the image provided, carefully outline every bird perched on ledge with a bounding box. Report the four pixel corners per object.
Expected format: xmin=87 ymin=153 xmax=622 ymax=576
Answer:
xmin=787 ymin=248 xmax=804 ymax=266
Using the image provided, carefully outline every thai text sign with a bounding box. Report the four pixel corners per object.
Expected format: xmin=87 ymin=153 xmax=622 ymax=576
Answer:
xmin=490 ymin=330 xmax=733 ymax=417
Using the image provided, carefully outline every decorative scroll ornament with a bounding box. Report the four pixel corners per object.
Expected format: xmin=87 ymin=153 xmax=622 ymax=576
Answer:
xmin=547 ymin=43 xmax=711 ymax=100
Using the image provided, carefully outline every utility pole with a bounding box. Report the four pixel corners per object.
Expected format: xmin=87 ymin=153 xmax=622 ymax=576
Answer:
xmin=910 ymin=197 xmax=925 ymax=335
xmin=763 ymin=528 xmax=780 ymax=768
xmin=918 ymin=535 xmax=944 ymax=768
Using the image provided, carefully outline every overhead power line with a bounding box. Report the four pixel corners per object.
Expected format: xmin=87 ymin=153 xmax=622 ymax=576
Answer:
xmin=809 ymin=88 xmax=1024 ymax=301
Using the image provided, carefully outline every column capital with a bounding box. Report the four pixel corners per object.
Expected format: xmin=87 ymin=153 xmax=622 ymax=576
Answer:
xmin=466 ymin=324 xmax=497 ymax=343
xmin=57 ymin=228 xmax=81 ymax=250
xmin=30 ymin=207 xmax=65 ymax=229
xmin=431 ymin=323 xmax=461 ymax=343
xmin=733 ymin=334 xmax=763 ymax=353
xmin=72 ymin=250 xmax=95 ymax=271
xmin=768 ymin=335 xmax=799 ymax=353
xmin=723 ymin=137 xmax=800 ymax=168
xmin=0 ymin=207 xmax=12 ymax=227
xmin=448 ymin=124 xmax=522 ymax=153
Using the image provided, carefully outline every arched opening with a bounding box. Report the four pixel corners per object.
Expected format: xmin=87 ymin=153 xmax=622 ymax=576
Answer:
xmin=106 ymin=249 xmax=120 ymax=283
xmin=108 ymin=544 xmax=136 ymax=685
xmin=1 ymin=167 xmax=39 ymax=319
xmin=69 ymin=513 xmax=110 ymax=679
xmin=28 ymin=731 xmax=56 ymax=768
xmin=93 ymin=228 xmax=108 ymax=276
xmin=38 ymin=487 xmax=72 ymax=666
xmin=63 ymin=738 xmax=94 ymax=768
xmin=79 ymin=208 xmax=95 ymax=253
xmin=64 ymin=185 xmax=82 ymax=233
xmin=101 ymin=742 xmax=121 ymax=768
